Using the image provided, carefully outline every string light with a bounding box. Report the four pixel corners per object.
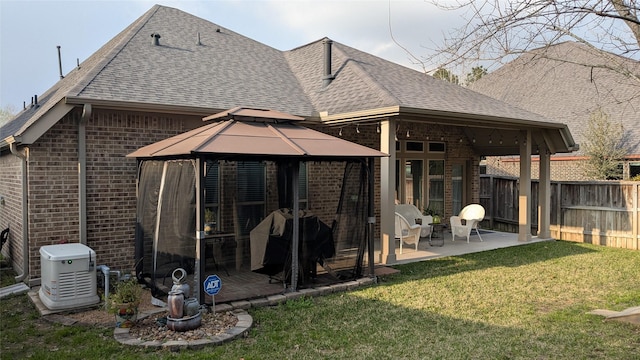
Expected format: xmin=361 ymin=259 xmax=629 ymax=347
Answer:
xmin=376 ymin=122 xmax=381 ymax=134
xmin=356 ymin=124 xmax=360 ymax=134
xmin=339 ymin=127 xmax=343 ymax=137
xmin=406 ymin=129 xmax=410 ymax=138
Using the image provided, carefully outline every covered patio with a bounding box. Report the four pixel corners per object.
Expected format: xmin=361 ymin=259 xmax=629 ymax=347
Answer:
xmin=211 ymin=228 xmax=550 ymax=303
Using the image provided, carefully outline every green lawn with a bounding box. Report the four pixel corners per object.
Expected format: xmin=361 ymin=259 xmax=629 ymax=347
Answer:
xmin=1 ymin=240 xmax=639 ymax=359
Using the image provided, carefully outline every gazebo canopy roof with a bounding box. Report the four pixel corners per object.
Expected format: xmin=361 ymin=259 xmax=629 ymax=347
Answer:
xmin=127 ymin=107 xmax=387 ymax=160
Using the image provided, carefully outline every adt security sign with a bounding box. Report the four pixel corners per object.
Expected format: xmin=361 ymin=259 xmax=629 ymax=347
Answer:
xmin=204 ymin=274 xmax=222 ymax=296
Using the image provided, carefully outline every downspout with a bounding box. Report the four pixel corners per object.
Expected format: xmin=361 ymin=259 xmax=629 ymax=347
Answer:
xmin=78 ymin=104 xmax=92 ymax=244
xmin=9 ymin=141 xmax=29 ymax=282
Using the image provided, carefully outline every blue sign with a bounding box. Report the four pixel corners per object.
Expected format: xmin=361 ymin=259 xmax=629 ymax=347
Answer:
xmin=204 ymin=274 xmax=222 ymax=296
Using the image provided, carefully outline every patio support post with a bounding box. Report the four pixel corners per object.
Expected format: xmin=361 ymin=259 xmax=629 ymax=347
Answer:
xmin=289 ymin=162 xmax=300 ymax=291
xmin=518 ymin=130 xmax=532 ymax=242
xmin=195 ymin=157 xmax=205 ymax=304
xmin=380 ymin=118 xmax=397 ymax=263
xmin=538 ymin=144 xmax=551 ymax=239
xmin=368 ymin=157 xmax=375 ymax=277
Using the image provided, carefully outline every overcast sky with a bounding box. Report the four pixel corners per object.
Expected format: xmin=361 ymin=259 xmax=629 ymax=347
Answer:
xmin=0 ymin=0 xmax=467 ymax=111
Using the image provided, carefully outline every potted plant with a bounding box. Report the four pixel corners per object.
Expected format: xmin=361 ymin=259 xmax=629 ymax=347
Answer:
xmin=106 ymin=277 xmax=143 ymax=328
xmin=423 ymin=208 xmax=441 ymax=224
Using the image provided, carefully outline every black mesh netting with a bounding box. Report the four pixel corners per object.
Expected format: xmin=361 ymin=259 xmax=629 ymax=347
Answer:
xmin=250 ymin=161 xmax=370 ymax=285
xmin=325 ymin=161 xmax=370 ymax=279
xmin=136 ymin=160 xmax=196 ymax=300
xmin=136 ymin=158 xmax=371 ymax=299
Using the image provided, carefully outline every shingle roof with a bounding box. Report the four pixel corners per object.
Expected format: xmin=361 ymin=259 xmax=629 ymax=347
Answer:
xmin=2 ymin=4 xmax=575 ymax=152
xmin=470 ymin=42 xmax=640 ymax=155
xmin=285 ymin=39 xmax=552 ymax=123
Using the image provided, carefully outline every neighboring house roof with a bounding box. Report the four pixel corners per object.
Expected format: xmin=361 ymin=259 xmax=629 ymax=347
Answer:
xmin=1 ymin=4 xmax=578 ymax=155
xmin=470 ymin=42 xmax=640 ymax=156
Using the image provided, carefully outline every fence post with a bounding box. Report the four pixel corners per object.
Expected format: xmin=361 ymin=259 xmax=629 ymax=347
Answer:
xmin=489 ymin=175 xmax=495 ymax=229
xmin=556 ymin=182 xmax=562 ymax=240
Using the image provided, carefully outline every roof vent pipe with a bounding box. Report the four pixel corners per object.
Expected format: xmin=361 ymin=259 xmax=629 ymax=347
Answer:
xmin=57 ymin=45 xmax=64 ymax=80
xmin=323 ymin=39 xmax=335 ymax=87
xmin=151 ymin=33 xmax=161 ymax=46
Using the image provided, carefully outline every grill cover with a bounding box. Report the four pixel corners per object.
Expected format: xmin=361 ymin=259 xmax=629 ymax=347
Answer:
xmin=250 ymin=209 xmax=334 ymax=284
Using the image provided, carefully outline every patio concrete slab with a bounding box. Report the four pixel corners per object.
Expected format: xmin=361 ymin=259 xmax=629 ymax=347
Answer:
xmin=378 ymin=229 xmax=553 ymax=265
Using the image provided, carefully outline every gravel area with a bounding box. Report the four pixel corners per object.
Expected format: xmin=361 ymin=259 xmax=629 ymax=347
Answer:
xmin=64 ymin=289 xmax=238 ymax=342
xmin=128 ymin=310 xmax=238 ymax=342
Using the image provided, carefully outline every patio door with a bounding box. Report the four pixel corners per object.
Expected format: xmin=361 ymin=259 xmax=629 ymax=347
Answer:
xmin=452 ymin=163 xmax=464 ymax=216
xmin=427 ymin=160 xmax=444 ymax=216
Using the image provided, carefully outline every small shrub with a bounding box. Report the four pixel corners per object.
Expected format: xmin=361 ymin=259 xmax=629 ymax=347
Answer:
xmin=105 ymin=278 xmax=142 ymax=314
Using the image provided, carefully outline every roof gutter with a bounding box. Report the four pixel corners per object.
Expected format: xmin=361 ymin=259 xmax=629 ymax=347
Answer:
xmin=8 ymin=138 xmax=29 ymax=283
xmin=65 ymin=96 xmax=221 ymax=117
xmin=317 ymin=106 xmax=400 ymax=125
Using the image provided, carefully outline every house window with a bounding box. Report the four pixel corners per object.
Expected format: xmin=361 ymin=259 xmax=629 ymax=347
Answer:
xmin=428 ymin=142 xmax=445 ymax=153
xmin=405 ymin=141 xmax=424 ymax=153
xmin=428 ymin=160 xmax=445 ymax=216
xmin=404 ymin=159 xmax=424 ymax=208
xmin=237 ymin=161 xmax=266 ymax=236
xmin=298 ymin=163 xmax=308 ymax=209
xmin=630 ymin=162 xmax=640 ymax=178
xmin=452 ymin=164 xmax=464 ymax=215
xmin=204 ymin=161 xmax=219 ymax=232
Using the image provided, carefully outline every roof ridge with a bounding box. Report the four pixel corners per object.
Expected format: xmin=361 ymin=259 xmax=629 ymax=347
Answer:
xmin=331 ymin=42 xmax=400 ymax=105
xmin=69 ymin=5 xmax=162 ymax=97
xmin=266 ymin=123 xmax=306 ymax=155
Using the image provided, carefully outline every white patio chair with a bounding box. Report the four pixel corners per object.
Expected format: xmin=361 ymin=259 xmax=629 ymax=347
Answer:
xmin=450 ymin=204 xmax=485 ymax=243
xmin=395 ymin=212 xmax=422 ymax=253
xmin=395 ymin=204 xmax=432 ymax=238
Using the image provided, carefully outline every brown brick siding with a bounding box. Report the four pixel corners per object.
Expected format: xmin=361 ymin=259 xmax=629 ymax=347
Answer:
xmin=4 ymin=110 xmax=482 ymax=280
xmin=0 ymin=151 xmax=25 ymax=273
xmin=310 ymin=121 xmax=480 ymax=231
xmin=23 ymin=108 xmax=202 ymax=279
xmin=484 ymin=156 xmax=591 ymax=181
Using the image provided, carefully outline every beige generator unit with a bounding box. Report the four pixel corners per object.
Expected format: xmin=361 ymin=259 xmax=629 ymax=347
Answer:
xmin=39 ymin=243 xmax=100 ymax=310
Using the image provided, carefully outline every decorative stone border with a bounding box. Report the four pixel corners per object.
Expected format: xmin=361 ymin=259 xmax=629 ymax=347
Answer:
xmin=111 ymin=277 xmax=378 ymax=349
xmin=113 ymin=309 xmax=252 ymax=350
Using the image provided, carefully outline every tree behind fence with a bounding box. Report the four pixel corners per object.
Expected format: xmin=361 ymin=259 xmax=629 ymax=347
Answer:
xmin=480 ymin=175 xmax=639 ymax=250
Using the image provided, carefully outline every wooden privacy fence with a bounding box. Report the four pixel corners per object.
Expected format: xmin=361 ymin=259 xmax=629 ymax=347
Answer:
xmin=480 ymin=175 xmax=639 ymax=250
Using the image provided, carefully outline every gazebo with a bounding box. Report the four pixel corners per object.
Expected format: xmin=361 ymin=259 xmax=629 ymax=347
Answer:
xmin=127 ymin=107 xmax=387 ymax=304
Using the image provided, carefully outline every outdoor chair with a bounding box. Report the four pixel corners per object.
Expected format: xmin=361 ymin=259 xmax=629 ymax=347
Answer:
xmin=394 ymin=212 xmax=422 ymax=253
xmin=395 ymin=204 xmax=432 ymax=238
xmin=450 ymin=204 xmax=485 ymax=243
